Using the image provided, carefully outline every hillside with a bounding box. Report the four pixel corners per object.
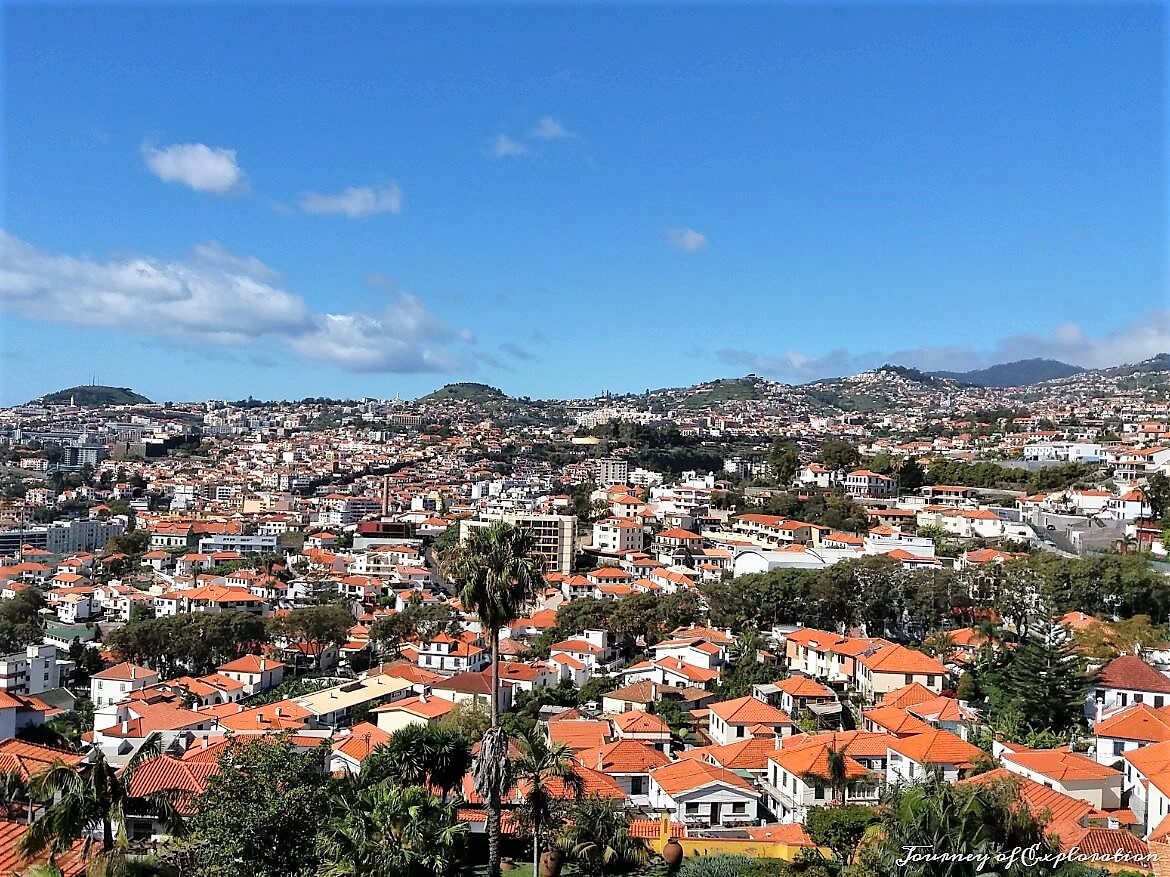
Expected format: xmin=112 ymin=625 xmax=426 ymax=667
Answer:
xmin=801 ymin=364 xmax=967 ymax=413
xmin=932 ymin=358 xmax=1083 ymax=387
xmin=1096 ymin=353 xmax=1170 ymax=378
xmin=37 ymin=385 xmax=152 ymax=406
xmin=419 ymin=382 xmax=508 ymax=404
xmin=680 ymin=376 xmax=767 ymax=407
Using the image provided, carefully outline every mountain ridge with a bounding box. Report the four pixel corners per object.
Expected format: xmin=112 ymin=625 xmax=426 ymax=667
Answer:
xmin=930 ymin=358 xmax=1084 ymax=387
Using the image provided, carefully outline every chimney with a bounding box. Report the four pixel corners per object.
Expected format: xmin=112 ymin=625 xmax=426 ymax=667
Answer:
xmin=274 ymin=706 xmax=282 ymax=717
xmin=121 ymin=720 xmax=129 ymax=734
xmin=419 ymin=691 xmax=427 ymax=703
xmin=130 ymin=666 xmax=137 ymax=680
xmin=597 ymin=750 xmax=604 ymax=770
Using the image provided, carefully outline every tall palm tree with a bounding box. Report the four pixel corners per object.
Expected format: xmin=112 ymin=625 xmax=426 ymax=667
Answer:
xmin=360 ymin=724 xmax=471 ymax=801
xmin=803 ymin=740 xmax=851 ymax=805
xmin=558 ymin=796 xmax=647 ymax=877
xmin=316 ymin=783 xmax=466 ymax=877
xmin=19 ymin=735 xmax=184 ymax=874
xmin=511 ymin=725 xmax=583 ymax=876
xmin=825 ymin=743 xmax=850 ymax=805
xmin=447 ymin=520 xmax=542 ymax=877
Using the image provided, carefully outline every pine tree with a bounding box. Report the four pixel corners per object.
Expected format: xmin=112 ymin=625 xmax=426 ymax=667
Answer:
xmin=999 ymin=618 xmax=1088 ymax=736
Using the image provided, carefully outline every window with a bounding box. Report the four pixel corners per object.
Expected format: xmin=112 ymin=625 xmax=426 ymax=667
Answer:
xmin=685 ymin=803 xmax=700 ymax=815
xmin=814 ymin=784 xmax=825 ymax=800
xmin=1120 ymin=694 xmax=1128 ymax=706
xmin=905 ymin=674 xmax=913 ymax=685
xmin=1114 ymin=741 xmax=1126 ymax=757
xmin=631 ymin=776 xmax=644 ymax=795
xmin=1136 ymin=693 xmax=1145 ymax=704
xmin=731 ymin=802 xmax=746 ymax=814
xmin=736 ymin=725 xmax=745 ymax=738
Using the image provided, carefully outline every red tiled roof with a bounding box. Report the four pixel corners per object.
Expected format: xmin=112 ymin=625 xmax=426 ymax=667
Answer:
xmin=709 ymin=695 xmax=791 ymax=726
xmin=1097 ymin=655 xmax=1170 ymax=694
xmin=650 ymin=759 xmax=755 ymax=795
xmin=123 ymin=754 xmax=220 ymax=814
xmin=0 ymin=819 xmax=88 ymax=876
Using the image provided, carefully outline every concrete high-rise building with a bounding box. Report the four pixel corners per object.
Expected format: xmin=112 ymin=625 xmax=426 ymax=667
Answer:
xmin=459 ymin=513 xmax=577 ymax=575
xmin=596 ymin=457 xmax=629 ymax=487
xmin=0 ymin=644 xmax=61 ymax=695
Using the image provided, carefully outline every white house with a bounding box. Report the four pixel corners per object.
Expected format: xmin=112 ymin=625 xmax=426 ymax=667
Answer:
xmin=1001 ymin=748 xmax=1122 ymax=810
xmin=1091 ymin=703 xmax=1170 ymax=766
xmin=707 ymin=695 xmax=794 ymax=745
xmin=416 ymin=632 xmax=488 ymax=675
xmin=216 ymin=654 xmax=285 ymax=695
xmin=1091 ymin=655 xmax=1170 ymax=713
xmin=90 ymin=662 xmax=159 ymax=708
xmin=648 ymin=759 xmax=760 ymax=827
xmin=885 ymin=729 xmax=983 ymax=785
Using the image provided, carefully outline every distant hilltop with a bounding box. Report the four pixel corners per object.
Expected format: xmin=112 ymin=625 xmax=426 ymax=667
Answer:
xmin=930 ymin=358 xmax=1085 ymax=388
xmin=418 ymin=382 xmax=508 ymax=403
xmin=35 ymin=385 xmax=153 ymax=406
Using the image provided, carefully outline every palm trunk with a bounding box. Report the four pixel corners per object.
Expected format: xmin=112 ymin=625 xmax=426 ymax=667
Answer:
xmin=487 ymin=789 xmax=502 ymax=877
xmin=489 ymin=628 xmax=502 ymax=877
xmin=103 ymin=815 xmax=114 ymax=852
xmin=532 ymin=809 xmax=540 ymax=877
xmin=491 ymin=629 xmax=501 ymax=726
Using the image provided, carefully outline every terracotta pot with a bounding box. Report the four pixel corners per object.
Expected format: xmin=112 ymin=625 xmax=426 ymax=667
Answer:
xmin=539 ymin=848 xmax=564 ymax=877
xmin=662 ymin=837 xmax=684 ymax=869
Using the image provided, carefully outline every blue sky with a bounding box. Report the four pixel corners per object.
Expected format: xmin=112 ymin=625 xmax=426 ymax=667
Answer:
xmin=1 ymin=1 xmax=1165 ymax=403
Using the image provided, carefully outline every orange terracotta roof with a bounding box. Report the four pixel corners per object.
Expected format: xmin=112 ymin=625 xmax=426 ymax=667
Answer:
xmin=887 ymin=729 xmax=984 ymax=767
xmin=332 ymin=722 xmax=393 ymax=762
xmin=650 ymin=759 xmax=755 ymax=795
xmin=1094 ymin=703 xmax=1170 ymax=742
xmin=864 ymin=706 xmax=934 ymax=736
xmin=777 ymin=676 xmax=835 ymax=698
xmin=0 ymin=819 xmax=88 ymax=876
xmin=612 ymin=710 xmax=671 ymax=736
xmin=683 ymin=736 xmax=780 ymax=771
xmin=859 ymin=644 xmax=947 ymax=675
xmin=548 ymin=720 xmax=610 ymax=752
xmin=880 ymin=682 xmax=939 ymax=709
xmin=709 ymin=695 xmax=792 ymax=726
xmin=576 ymin=740 xmax=670 ymax=774
xmin=1003 ymin=748 xmax=1120 ymax=783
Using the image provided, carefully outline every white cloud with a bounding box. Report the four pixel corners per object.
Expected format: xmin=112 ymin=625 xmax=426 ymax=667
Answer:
xmin=529 ymin=116 xmax=571 ymax=140
xmin=142 ymin=143 xmax=246 ymax=194
xmin=190 ymin=241 xmax=281 ymax=283
xmin=664 ymin=227 xmax=708 ymax=252
xmin=0 ymin=232 xmax=472 ymax=374
xmin=489 ymin=134 xmax=530 ymax=158
xmin=298 ymin=182 xmax=403 ymax=218
xmin=717 ymin=348 xmax=878 ymax=383
xmin=288 ymin=293 xmax=470 ymax=373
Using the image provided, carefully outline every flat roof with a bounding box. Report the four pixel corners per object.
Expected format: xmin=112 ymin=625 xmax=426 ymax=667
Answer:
xmin=294 ymin=673 xmax=412 ymax=716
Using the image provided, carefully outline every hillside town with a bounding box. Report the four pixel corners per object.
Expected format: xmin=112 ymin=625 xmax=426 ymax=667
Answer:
xmin=0 ymin=357 xmax=1165 ymax=875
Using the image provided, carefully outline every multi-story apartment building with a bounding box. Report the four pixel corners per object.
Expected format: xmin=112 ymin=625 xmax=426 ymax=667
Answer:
xmin=592 ymin=517 xmax=644 ymax=555
xmin=0 ymin=645 xmax=60 ymax=695
xmin=460 ymin=513 xmax=577 ymax=575
xmin=595 ymin=457 xmax=629 ymax=486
